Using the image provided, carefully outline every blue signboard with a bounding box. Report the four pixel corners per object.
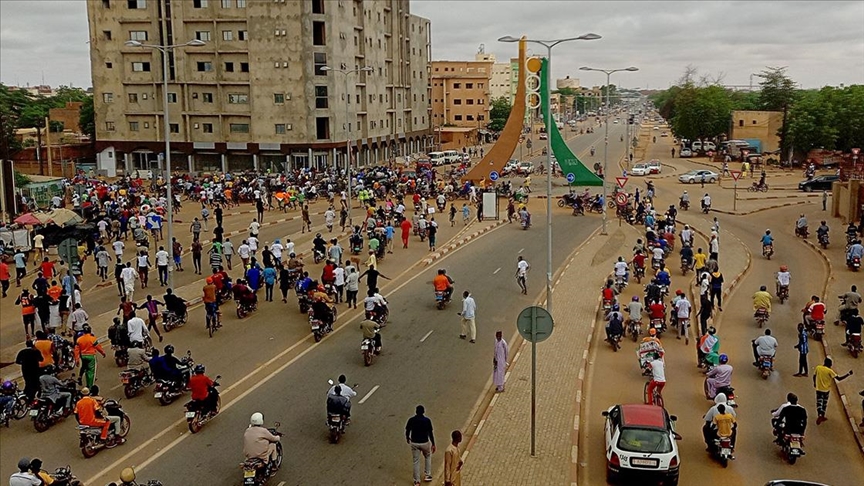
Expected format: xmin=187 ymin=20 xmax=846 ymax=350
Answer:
xmin=566 ymin=173 xmax=576 ymax=184
xmin=489 ymin=171 xmax=500 ymax=181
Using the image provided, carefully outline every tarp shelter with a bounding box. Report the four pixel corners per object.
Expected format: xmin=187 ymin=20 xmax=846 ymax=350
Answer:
xmin=540 ymin=58 xmax=603 ymax=187
xmin=34 ymin=208 xmax=84 ymax=227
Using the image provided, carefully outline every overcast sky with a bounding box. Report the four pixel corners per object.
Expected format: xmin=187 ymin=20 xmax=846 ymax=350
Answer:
xmin=1 ymin=1 xmax=861 ymax=90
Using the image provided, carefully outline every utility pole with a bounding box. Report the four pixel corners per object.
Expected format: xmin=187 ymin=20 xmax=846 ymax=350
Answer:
xmin=36 ymin=124 xmax=44 ymax=175
xmin=45 ymin=116 xmax=54 ymax=177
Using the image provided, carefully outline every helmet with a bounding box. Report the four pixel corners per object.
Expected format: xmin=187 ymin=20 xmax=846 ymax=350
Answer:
xmin=82 ymin=324 xmax=92 ymax=334
xmin=120 ymin=467 xmax=136 ymax=482
xmin=719 ymin=354 xmax=729 ymax=364
xmin=1 ymin=380 xmax=15 ymax=392
xmin=317 ymin=284 xmax=326 ymax=292
xmin=164 ymin=344 xmax=175 ymax=355
xmin=632 ymin=296 xmax=639 ymax=302
xmin=675 ymin=289 xmax=684 ymax=296
xmin=289 ymin=253 xmax=296 ymax=258
xmin=708 ymin=326 xmax=716 ymax=335
xmin=250 ymin=412 xmax=264 ymax=426
xmin=612 ymin=304 xmax=620 ymax=311
xmin=206 ymin=277 xmax=213 ymax=284
xmin=194 ymin=364 xmax=205 ymax=374
xmin=780 ymin=265 xmax=788 ymax=272
xmin=649 ymin=328 xmax=657 ymax=336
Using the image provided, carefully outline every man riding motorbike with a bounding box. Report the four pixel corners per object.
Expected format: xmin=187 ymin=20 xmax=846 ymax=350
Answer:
xmin=680 ymin=243 xmax=694 ymax=270
xmin=817 ymin=221 xmax=829 ymax=243
xmin=655 ymin=266 xmax=671 ymax=287
xmin=776 ymin=265 xmax=791 ymax=296
xmin=360 ymin=319 xmax=382 ymax=353
xmin=703 ymin=392 xmax=737 ymax=450
xmin=326 ymin=386 xmax=352 ymax=420
xmin=753 ymin=285 xmax=773 ymax=316
xmin=244 ymin=412 xmax=281 ymax=469
xmin=74 ymin=387 xmax=121 ymax=444
xmin=803 ymin=296 xmax=826 ymax=329
xmin=311 ymin=284 xmax=336 ymax=330
xmin=698 ymin=327 xmax=721 ymax=368
xmin=771 ymin=392 xmax=807 ymax=441
xmin=847 ymin=239 xmax=864 ymax=267
xmin=680 ymin=191 xmax=690 ymax=209
xmin=706 ymin=354 xmax=734 ymax=398
xmin=604 ymin=304 xmax=625 ymax=343
xmin=188 ymin=364 xmax=218 ymax=416
xmin=433 ymin=269 xmax=454 ymax=302
xmin=752 ymin=329 xmax=778 ymax=367
xmin=163 ymin=288 xmax=187 ymax=321
xmin=761 ymin=230 xmax=774 ymax=255
xmin=795 ymin=214 xmax=808 ymax=237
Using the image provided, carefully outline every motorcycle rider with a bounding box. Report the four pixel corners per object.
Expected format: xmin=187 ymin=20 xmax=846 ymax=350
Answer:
xmin=842 ymin=308 xmax=863 ymax=347
xmin=847 ymin=222 xmax=860 ymax=244
xmin=163 ymin=288 xmax=187 ymax=321
xmin=38 ymin=372 xmax=72 ymax=416
xmin=244 ymin=412 xmax=281 ymax=469
xmin=126 ymin=341 xmax=150 ymax=372
xmin=433 ymin=269 xmax=454 ymax=302
xmin=706 ymin=354 xmax=733 ymax=398
xmin=312 ymin=233 xmax=327 ymax=261
xmin=752 ymin=329 xmax=778 ymax=366
xmin=771 ymin=392 xmax=807 ymax=441
xmin=326 ymin=385 xmax=352 ymax=420
xmin=703 ymin=393 xmax=737 ymax=450
xmin=311 ymin=284 xmax=336 ymax=330
xmin=604 ymin=304 xmax=625 ymax=343
xmin=188 ymin=364 xmax=218 ymax=416
xmin=701 ymin=193 xmax=711 ymax=211
xmin=630 ymin=250 xmax=646 ymax=277
xmin=817 ymin=221 xmax=830 ymax=243
xmin=710 ymin=404 xmax=737 ymax=458
xmin=327 ymin=375 xmax=357 ymax=399
xmin=837 ymin=285 xmax=861 ymax=324
xmin=613 ymin=257 xmax=629 ymax=284
xmin=847 ymin=239 xmax=864 ymax=266
xmin=680 ymin=243 xmax=694 ymax=270
xmin=761 ymin=230 xmax=774 ymax=254
xmin=126 ymin=313 xmax=150 ymax=348
xmin=10 ymin=457 xmax=40 ymax=486
xmin=753 ymin=285 xmax=773 ymax=316
xmin=673 ymin=290 xmax=692 ymax=344
xmin=698 ymin=327 xmax=721 ymax=368
xmin=626 ymin=296 xmax=644 ymax=334
xmin=650 ymin=244 xmax=665 ymax=269
xmin=679 ymin=191 xmax=690 ymax=208
xmin=795 ymin=213 xmax=808 ymax=236
xmin=803 ymin=295 xmax=826 ymax=329
xmin=74 ymin=387 xmax=121 ymax=444
xmin=776 ymin=265 xmax=791 ymax=296
xmin=655 ymin=265 xmax=671 ymax=288
xmin=156 ymin=345 xmax=190 ymax=387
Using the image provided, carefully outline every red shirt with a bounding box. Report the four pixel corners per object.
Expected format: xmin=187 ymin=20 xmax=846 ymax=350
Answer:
xmin=0 ymin=262 xmax=9 ymax=281
xmin=400 ymin=219 xmax=412 ymax=236
xmin=649 ymin=303 xmax=666 ymax=319
xmin=189 ymin=374 xmax=214 ymax=401
xmin=602 ymin=288 xmax=614 ymax=301
xmin=632 ymin=254 xmax=646 ymax=268
xmin=808 ymin=302 xmax=826 ymax=320
xmin=41 ymin=261 xmax=55 ymax=279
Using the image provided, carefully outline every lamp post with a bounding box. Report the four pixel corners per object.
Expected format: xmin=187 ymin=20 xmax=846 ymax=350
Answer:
xmin=579 ymin=66 xmax=638 ymax=235
xmin=321 ymin=66 xmax=373 ymax=226
xmin=498 ymin=33 xmax=600 ymax=318
xmin=126 ymin=39 xmax=205 ymax=290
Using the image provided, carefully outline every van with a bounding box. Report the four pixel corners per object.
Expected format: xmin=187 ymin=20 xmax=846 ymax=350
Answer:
xmin=692 ymin=140 xmax=703 ymax=152
xmin=427 ymin=152 xmax=445 ymax=166
xmin=703 ymin=141 xmax=716 ymax=152
xmin=442 ymin=150 xmax=461 ymax=165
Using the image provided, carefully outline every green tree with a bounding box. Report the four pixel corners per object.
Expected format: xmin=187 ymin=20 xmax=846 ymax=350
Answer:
xmin=79 ymin=95 xmax=95 ymax=141
xmin=14 ymin=171 xmax=31 ymax=188
xmin=786 ymin=89 xmax=838 ymax=155
xmin=670 ymin=85 xmax=733 ymax=140
xmin=488 ymin=96 xmax=512 ymax=132
xmin=756 ymin=67 xmax=797 ymax=159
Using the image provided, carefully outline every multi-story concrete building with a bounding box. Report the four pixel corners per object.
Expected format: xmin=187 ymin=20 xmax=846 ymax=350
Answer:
xmin=556 ymin=76 xmax=579 ymax=90
xmin=474 ymin=51 xmax=511 ymax=104
xmin=86 ymin=0 xmax=431 ymax=176
xmin=429 ymin=59 xmax=492 ymax=129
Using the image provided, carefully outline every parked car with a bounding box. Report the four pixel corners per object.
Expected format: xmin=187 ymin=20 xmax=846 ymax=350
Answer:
xmin=647 ymin=159 xmax=662 ymax=174
xmin=679 ymin=148 xmax=693 ymax=157
xmin=678 ymin=169 xmax=719 ymax=184
xmin=653 ymin=126 xmax=659 ymax=131
xmin=660 ymin=132 xmax=668 ymax=137
xmin=539 ymin=133 xmax=548 ymax=140
xmin=630 ymin=163 xmax=650 ymax=176
xmin=692 ymin=141 xmax=703 ymax=152
xmin=502 ymin=159 xmax=519 ymax=176
xmin=603 ymin=404 xmax=681 ymax=486
xmin=703 ymin=141 xmax=716 ymax=151
xmin=517 ymin=161 xmax=535 ymax=176
xmin=798 ymin=175 xmax=839 ymax=192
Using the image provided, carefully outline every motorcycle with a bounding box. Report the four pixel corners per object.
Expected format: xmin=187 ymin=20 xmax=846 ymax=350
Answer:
xmin=607 ymin=332 xmax=622 ymax=352
xmin=757 ymin=355 xmax=774 ymax=379
xmin=650 ymin=317 xmax=666 ymax=336
xmin=806 ymin=319 xmax=825 ymax=341
xmin=327 ymin=411 xmax=348 ymax=444
xmin=602 ymin=298 xmax=614 ymax=314
xmin=241 ymin=424 xmax=283 ymax=486
xmin=237 ymin=299 xmax=258 ymax=319
xmin=153 ymin=352 xmax=193 ymax=405
xmin=0 ymin=382 xmax=31 ymax=427
xmin=795 ymin=225 xmax=809 ymax=239
xmin=435 ymin=290 xmax=452 ymax=310
xmin=702 ymin=203 xmax=711 ymax=214
xmin=367 ymin=306 xmax=389 ymax=325
xmin=32 ymin=379 xmax=80 ymax=432
xmin=711 ymin=435 xmax=735 ymax=467
xmin=679 ymin=198 xmax=689 ymax=211
xmin=297 ymin=288 xmax=312 ymax=314
xmin=818 ymin=232 xmax=829 ymax=249
xmin=350 ymin=235 xmax=364 ymax=255
xmin=38 ymin=465 xmax=82 ymax=486
xmin=848 ymin=256 xmax=862 ymax=272
xmin=185 ymin=376 xmax=221 ymax=433
xmin=418 ymin=227 xmax=427 ymax=242
xmin=614 ymin=275 xmax=627 ymax=293
xmin=54 ymin=339 xmax=76 ymax=372
xmin=845 ymin=333 xmax=862 ymax=358
xmin=120 ymin=368 xmax=155 ymax=399
xmin=633 ymin=265 xmax=645 ymax=284
xmin=162 ymin=309 xmax=188 ymax=332
xmin=754 ymin=308 xmax=770 ymax=328
xmin=703 ymin=380 xmax=738 ymax=408
xmin=762 ymin=244 xmax=773 ymax=260
xmin=627 ymin=319 xmax=642 ymax=342
xmin=78 ymin=398 xmax=131 ymax=458
xmin=558 ymin=193 xmax=580 ymax=208
xmin=748 ymin=182 xmax=769 ymax=192
xmin=113 ymin=344 xmax=129 ymax=368
xmin=310 ymin=306 xmax=336 ymax=342
xmin=313 ymin=247 xmax=325 ymax=264
xmin=777 ymin=285 xmax=789 ymax=304
xmin=776 ymin=433 xmax=806 ymax=465
xmin=681 ymin=257 xmax=691 ymax=276
xmin=362 ymin=329 xmax=380 ymax=366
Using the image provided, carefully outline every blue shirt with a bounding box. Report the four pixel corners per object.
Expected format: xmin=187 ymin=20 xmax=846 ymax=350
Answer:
xmin=263 ymin=267 xmax=277 ymax=285
xmin=656 ymin=271 xmax=671 ymax=285
xmin=385 ymin=225 xmax=394 ymax=239
xmin=761 ymin=235 xmax=774 ymax=245
xmin=14 ymin=252 xmax=26 ymax=268
xmin=62 ymin=275 xmax=75 ymax=294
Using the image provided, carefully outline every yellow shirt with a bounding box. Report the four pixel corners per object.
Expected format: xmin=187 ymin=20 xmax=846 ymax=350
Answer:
xmin=753 ymin=291 xmax=772 ymax=312
xmin=712 ymin=413 xmax=736 ymax=437
xmin=814 ymin=365 xmax=837 ymax=392
xmin=693 ymin=253 xmax=707 ymax=269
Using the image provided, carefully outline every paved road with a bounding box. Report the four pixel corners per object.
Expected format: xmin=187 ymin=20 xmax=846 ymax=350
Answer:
xmin=580 ymin=139 xmax=864 ymax=485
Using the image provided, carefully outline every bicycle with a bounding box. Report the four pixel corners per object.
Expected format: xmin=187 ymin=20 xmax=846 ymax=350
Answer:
xmin=644 ymin=380 xmax=664 ymax=408
xmin=205 ymin=305 xmax=222 ymax=338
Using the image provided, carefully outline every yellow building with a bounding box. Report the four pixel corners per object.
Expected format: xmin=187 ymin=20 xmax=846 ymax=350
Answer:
xmin=430 ymin=59 xmax=493 ymax=129
xmin=730 ymin=110 xmax=783 ymax=152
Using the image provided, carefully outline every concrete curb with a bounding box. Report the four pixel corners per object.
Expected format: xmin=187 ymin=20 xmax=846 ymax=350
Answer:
xmin=711 ymin=199 xmax=811 ymax=216
xmin=736 ymin=194 xmax=821 ymax=201
xmin=800 ymin=237 xmax=864 ymax=456
xmin=421 ymin=220 xmax=507 ymax=266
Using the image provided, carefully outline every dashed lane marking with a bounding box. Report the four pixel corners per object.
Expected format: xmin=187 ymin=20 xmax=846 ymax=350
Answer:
xmin=420 ymin=330 xmax=434 ymax=342
xmin=493 ymin=267 xmax=501 ymax=275
xmin=358 ymin=385 xmax=380 ymax=404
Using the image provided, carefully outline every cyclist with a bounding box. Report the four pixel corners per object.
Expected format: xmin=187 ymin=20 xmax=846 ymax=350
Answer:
xmin=645 ymin=355 xmax=666 ymax=406
xmin=202 ymin=277 xmax=219 ymax=331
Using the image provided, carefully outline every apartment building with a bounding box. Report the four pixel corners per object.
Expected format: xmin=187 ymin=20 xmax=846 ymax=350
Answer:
xmin=429 ymin=59 xmax=492 ymax=129
xmin=86 ymin=0 xmax=431 ymax=176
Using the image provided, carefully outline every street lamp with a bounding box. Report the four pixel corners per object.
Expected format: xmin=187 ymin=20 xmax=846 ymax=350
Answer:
xmin=126 ymin=38 xmax=205 ymax=289
xmin=320 ymin=65 xmax=373 ymax=226
xmin=579 ymin=66 xmax=638 ymax=235
xmin=499 ymin=33 xmax=601 ymax=318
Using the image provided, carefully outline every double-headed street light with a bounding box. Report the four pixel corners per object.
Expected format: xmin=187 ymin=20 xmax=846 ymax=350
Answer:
xmin=498 ymin=33 xmax=601 ymax=318
xmin=579 ymin=66 xmax=638 ymax=235
xmin=320 ymin=65 xmax=374 ymax=226
xmin=126 ymin=38 xmax=205 ymax=290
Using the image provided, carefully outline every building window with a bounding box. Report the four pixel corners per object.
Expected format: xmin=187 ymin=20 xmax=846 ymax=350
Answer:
xmin=167 ymin=93 xmax=177 ymax=103
xmin=202 ymin=93 xmax=213 ymax=103
xmin=129 ymin=30 xmax=147 ymax=41
xmin=144 ymin=122 xmax=149 ymax=128
xmin=478 ymin=83 xmax=484 ymax=88
xmin=221 ymin=0 xmax=231 ymax=8
xmin=193 ymin=0 xmax=208 ymax=7
xmin=240 ymin=62 xmax=249 ymax=72
xmin=467 ymin=115 xmax=474 ymax=121
xmin=453 ymin=99 xmax=462 ymax=105
xmin=274 ymin=93 xmax=285 ymax=104
xmin=275 ymin=124 xmax=286 ymax=134
xmin=230 ymin=123 xmax=249 ymax=133
xmin=127 ymin=0 xmax=145 ymax=9
xmin=129 ymin=121 xmax=139 ymax=131
xmin=312 ymin=0 xmax=324 ymax=14
xmin=315 ymin=86 xmax=328 ymax=108
xmin=103 ymin=30 xmax=112 ymax=40
xmin=478 ymin=99 xmax=484 ymax=105
xmin=228 ymin=94 xmax=249 ymax=104
xmin=454 ymin=115 xmax=462 ymax=121
xmin=106 ymin=62 xmax=113 ymax=69
xmin=202 ymin=123 xmax=213 ymax=133
xmin=466 ymin=99 xmax=474 ymax=105
xmin=197 ymin=61 xmax=213 ymax=72
xmin=316 ymin=117 xmax=329 ymax=139
xmin=478 ymin=114 xmax=485 ymax=121
xmin=314 ymin=52 xmax=327 ymax=75
xmin=195 ymin=31 xmax=211 ymax=41
xmin=313 ymin=21 xmax=325 ymax=46
xmin=102 ymin=93 xmax=113 ymax=103
xmin=752 ymin=119 xmax=758 ymax=124
xmin=169 ymin=123 xmax=179 ymax=133
xmin=466 ymin=83 xmax=474 ymax=89
xmin=739 ymin=120 xmax=744 ymax=127
xmin=236 ymin=0 xmax=246 ymax=6
xmin=132 ymin=62 xmax=151 ymax=72
xmin=453 ymin=83 xmax=461 ymax=89
xmin=224 ymin=62 xmax=234 ymax=72
xmin=105 ymin=121 xmax=115 ymax=131
xmin=128 ymin=93 xmax=138 ymax=103
xmin=238 ymin=30 xmax=247 ymax=40
xmin=222 ymin=30 xmax=233 ymax=41
xmin=102 ymin=0 xmax=110 ymax=7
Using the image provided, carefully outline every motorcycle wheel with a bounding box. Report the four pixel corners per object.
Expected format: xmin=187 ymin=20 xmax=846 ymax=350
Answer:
xmin=163 ymin=323 xmax=172 ymax=333
xmin=158 ymin=394 xmax=174 ymax=406
xmin=557 ymin=199 xmax=565 ymax=208
xmin=115 ymin=355 xmax=128 ymax=368
xmin=237 ymin=307 xmax=246 ymax=319
xmin=12 ymin=396 xmax=29 ymax=420
xmin=118 ymin=415 xmax=131 ymax=437
xmin=189 ymin=414 xmax=202 ymax=434
xmin=363 ymin=349 xmax=373 ymax=366
xmin=720 ymin=457 xmax=728 ymax=468
xmin=314 ymin=332 xmax=322 ymax=343
xmin=762 ymin=369 xmax=770 ymax=380
xmin=123 ymin=384 xmax=137 ymax=399
xmin=33 ymin=410 xmax=50 ymax=432
xmin=814 ymin=333 xmax=822 ymax=341
xmin=329 ymin=427 xmax=341 ymax=444
xmin=81 ymin=442 xmax=98 ymax=459
xmin=788 ymin=455 xmax=797 ymax=465
xmin=437 ymin=300 xmax=444 ymax=310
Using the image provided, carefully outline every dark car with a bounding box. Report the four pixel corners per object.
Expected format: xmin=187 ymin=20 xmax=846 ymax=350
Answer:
xmin=764 ymin=481 xmax=830 ymax=486
xmin=798 ymin=175 xmax=839 ymax=192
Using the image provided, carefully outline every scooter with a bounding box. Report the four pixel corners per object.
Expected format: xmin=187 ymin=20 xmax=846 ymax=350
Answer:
xmin=119 ymin=368 xmax=155 ymax=399
xmin=185 ymin=377 xmax=221 ymax=433
xmin=754 ymin=308 xmax=770 ymax=328
xmin=241 ymin=423 xmax=283 ymax=486
xmin=78 ymin=398 xmax=131 ymax=458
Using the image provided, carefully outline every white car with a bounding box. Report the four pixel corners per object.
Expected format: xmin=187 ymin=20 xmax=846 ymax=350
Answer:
xmin=679 ymin=148 xmax=693 ymax=157
xmin=603 ymin=404 xmax=681 ymax=485
xmin=647 ymin=160 xmax=662 ymax=174
xmin=630 ymin=163 xmax=650 ymax=176
xmin=678 ymin=169 xmax=719 ymax=184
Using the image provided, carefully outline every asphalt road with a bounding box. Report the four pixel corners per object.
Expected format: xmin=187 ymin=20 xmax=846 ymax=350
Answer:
xmin=580 ymin=143 xmax=864 ymax=485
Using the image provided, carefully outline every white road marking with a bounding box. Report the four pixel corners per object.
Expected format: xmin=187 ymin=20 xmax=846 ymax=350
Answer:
xmin=358 ymin=385 xmax=380 ymax=404
xmin=518 ymin=248 xmax=524 ymax=254
xmin=277 ymin=482 xmax=286 ymax=486
xmin=110 ymin=383 xmax=122 ymax=391
xmin=493 ymin=267 xmax=501 ymax=274
xmin=420 ymin=330 xmax=434 ymax=342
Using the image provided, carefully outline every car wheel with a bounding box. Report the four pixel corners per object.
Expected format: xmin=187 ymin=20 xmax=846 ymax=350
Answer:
xmin=688 ymin=178 xmax=695 ymax=184
xmin=709 ymin=178 xmax=716 ymax=183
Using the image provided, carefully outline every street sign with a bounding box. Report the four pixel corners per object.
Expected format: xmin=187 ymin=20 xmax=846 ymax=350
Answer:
xmin=615 ymin=177 xmax=628 ymax=189
xmin=489 ymin=170 xmax=499 ymax=182
xmin=566 ymin=173 xmax=576 ymax=184
xmin=615 ymin=193 xmax=628 ymax=206
xmin=730 ymin=170 xmax=742 ymax=182
xmin=517 ymin=306 xmax=554 ymax=343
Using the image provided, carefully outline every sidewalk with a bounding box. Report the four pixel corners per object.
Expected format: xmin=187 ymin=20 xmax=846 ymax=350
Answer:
xmin=459 ymin=224 xmax=627 ymax=485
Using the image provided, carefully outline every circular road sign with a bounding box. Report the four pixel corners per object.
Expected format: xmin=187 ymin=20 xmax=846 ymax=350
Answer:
xmin=517 ymin=306 xmax=554 ymax=343
xmin=489 ymin=171 xmax=500 ymax=182
xmin=566 ymin=173 xmax=576 ymax=183
xmin=593 ymin=162 xmax=601 ymax=171
xmin=616 ymin=192 xmax=628 ymax=206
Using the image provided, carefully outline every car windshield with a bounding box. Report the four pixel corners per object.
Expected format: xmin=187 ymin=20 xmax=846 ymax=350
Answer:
xmin=617 ymin=427 xmax=673 ymax=453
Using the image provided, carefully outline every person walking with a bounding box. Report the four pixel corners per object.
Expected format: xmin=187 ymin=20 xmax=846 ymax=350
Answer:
xmin=14 ymin=249 xmax=26 ymax=287
xmin=405 ymin=405 xmax=436 ymax=486
xmin=400 ymin=217 xmax=412 ymax=249
xmin=493 ymin=330 xmax=509 ymax=392
xmin=345 ymin=266 xmax=360 ymax=309
xmin=15 ymin=289 xmax=38 ymax=338
xmin=822 ymin=190 xmax=828 ymax=211
xmin=15 ymin=340 xmax=43 ymax=400
xmin=0 ymin=258 xmax=10 ymax=297
xmin=155 ymin=246 xmax=170 ymax=286
xmin=301 ymin=205 xmax=312 ymax=233
xmin=359 ymin=265 xmax=389 ymax=294
xmin=710 ymin=269 xmax=724 ymax=311
xmin=458 ymin=290 xmax=477 ymax=343
xmin=444 ymin=430 xmax=463 ymax=486
xmin=813 ymin=357 xmax=853 ymax=425
xmin=793 ymin=322 xmax=809 ymax=377
xmin=191 ymin=240 xmax=203 ymax=275
xmin=120 ymin=262 xmax=137 ymax=301
xmin=190 ymin=218 xmax=202 ymax=242
xmin=263 ymin=264 xmax=277 ymax=302
xmin=222 ymin=238 xmax=234 ymax=270
xmin=515 ymin=256 xmax=529 ymax=294
xmin=74 ymin=326 xmax=105 ymax=388
xmin=172 ymin=237 xmax=184 ymax=272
